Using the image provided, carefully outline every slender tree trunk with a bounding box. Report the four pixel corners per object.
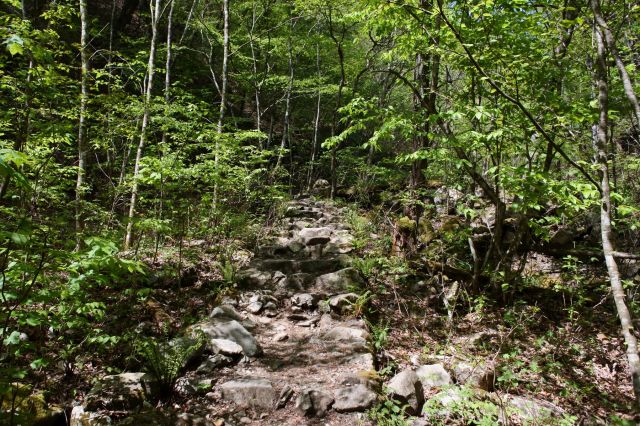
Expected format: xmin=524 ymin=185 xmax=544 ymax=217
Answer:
xmin=213 ymin=0 xmax=229 ymax=211
xmin=124 ymin=0 xmax=161 ymax=250
xmin=593 ymin=0 xmax=640 ymax=129
xmin=156 ymin=0 xmax=175 ymax=258
xmin=179 ymin=0 xmax=199 ymax=45
xmin=593 ymin=14 xmax=640 ymax=407
xmin=307 ymin=41 xmax=321 ymax=191
xmin=327 ymin=9 xmax=346 ymax=199
xmin=249 ymin=0 xmax=261 ymax=133
xmin=75 ymin=0 xmax=89 ymax=250
xmin=273 ymin=32 xmax=294 ymax=174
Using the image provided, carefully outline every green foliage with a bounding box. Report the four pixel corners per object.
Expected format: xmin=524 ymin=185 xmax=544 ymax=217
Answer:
xmin=135 ymin=334 xmax=205 ymax=398
xmin=367 ymin=396 xmax=411 ymax=426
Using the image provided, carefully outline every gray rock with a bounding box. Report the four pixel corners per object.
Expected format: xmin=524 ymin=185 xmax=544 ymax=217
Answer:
xmin=329 ymin=293 xmax=359 ymax=314
xmin=325 ymin=234 xmax=354 ymax=254
xmin=507 ymin=395 xmax=566 ymax=420
xmin=174 ymin=377 xmax=198 ymax=397
xmin=386 ymin=369 xmax=424 ymax=415
xmin=70 ymin=406 xmax=112 ymax=426
xmin=296 ymin=388 xmax=334 ymax=417
xmin=300 ymin=257 xmax=349 ymax=275
xmin=273 ymin=332 xmax=289 ymax=342
xmin=415 ymin=364 xmax=452 ymax=391
xmin=452 ymin=360 xmax=495 ymax=391
xmin=276 ymin=385 xmax=294 ymax=409
xmin=210 ymin=338 xmax=244 ymax=356
xmin=291 ymin=293 xmax=318 ymax=309
xmin=322 ymin=326 xmax=368 ymax=346
xmin=333 ymin=384 xmax=377 ymax=412
xmin=315 ymin=268 xmax=364 ymax=294
xmin=210 ymin=304 xmax=257 ymax=330
xmin=85 ymin=372 xmax=154 ymax=411
xmin=190 ymin=319 xmax=261 ymax=357
xmin=197 ymin=354 xmax=234 ymax=373
xmin=299 ymin=227 xmax=332 ymax=246
xmin=236 ymin=268 xmax=273 ymax=287
xmin=298 ymin=317 xmax=320 ymax=327
xmin=247 ymin=301 xmax=263 ymax=314
xmin=220 ymin=378 xmax=275 ymax=410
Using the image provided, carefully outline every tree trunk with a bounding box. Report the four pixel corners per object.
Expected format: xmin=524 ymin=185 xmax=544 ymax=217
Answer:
xmin=592 ymin=0 xmax=640 ymax=129
xmin=273 ymin=31 xmax=294 ymax=174
xmin=327 ymin=10 xmax=346 ymax=199
xmin=307 ymin=41 xmax=321 ymax=191
xmin=124 ymin=0 xmax=162 ymax=250
xmin=249 ymin=0 xmax=261 ymax=134
xmin=593 ymin=12 xmax=640 ymax=407
xmin=75 ymin=0 xmax=89 ymax=250
xmin=213 ymin=0 xmax=229 ymax=211
xmin=156 ymin=0 xmax=175 ymax=257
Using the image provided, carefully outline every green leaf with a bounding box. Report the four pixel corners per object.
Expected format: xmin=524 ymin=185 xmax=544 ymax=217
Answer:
xmin=3 ymin=330 xmax=22 ymax=346
xmin=4 ymin=34 xmax=24 ymax=56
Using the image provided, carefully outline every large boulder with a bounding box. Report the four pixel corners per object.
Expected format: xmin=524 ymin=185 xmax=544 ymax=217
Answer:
xmin=220 ymin=378 xmax=275 ymax=410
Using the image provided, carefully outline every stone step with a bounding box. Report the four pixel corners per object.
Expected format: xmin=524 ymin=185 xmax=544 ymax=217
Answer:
xmin=249 ymin=256 xmax=350 ymax=275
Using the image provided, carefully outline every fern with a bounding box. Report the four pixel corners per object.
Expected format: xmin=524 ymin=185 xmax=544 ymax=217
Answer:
xmin=136 ymin=334 xmax=205 ymax=398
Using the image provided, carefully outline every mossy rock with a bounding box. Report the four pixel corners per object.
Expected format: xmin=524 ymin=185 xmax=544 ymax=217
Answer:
xmin=1 ymin=383 xmax=65 ymax=425
xmin=397 ymin=216 xmax=416 ymax=231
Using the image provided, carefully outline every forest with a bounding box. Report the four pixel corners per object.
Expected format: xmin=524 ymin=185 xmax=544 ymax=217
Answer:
xmin=1 ymin=0 xmax=640 ymax=424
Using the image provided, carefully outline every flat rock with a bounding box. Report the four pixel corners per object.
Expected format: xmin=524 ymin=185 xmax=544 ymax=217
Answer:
xmin=85 ymin=372 xmax=153 ymax=411
xmin=190 ymin=319 xmax=261 ymax=357
xmin=333 ymin=384 xmax=377 ymax=412
xmin=220 ymin=378 xmax=275 ymax=411
xmin=298 ymin=227 xmax=332 ymax=246
xmin=236 ymin=268 xmax=273 ymax=287
xmin=322 ymin=326 xmax=368 ymax=346
xmin=210 ymin=338 xmax=244 ymax=356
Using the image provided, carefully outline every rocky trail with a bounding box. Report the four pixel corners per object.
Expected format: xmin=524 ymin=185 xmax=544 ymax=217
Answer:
xmin=69 ymin=198 xmax=571 ymax=426
xmin=71 ymin=198 xmax=379 ymax=425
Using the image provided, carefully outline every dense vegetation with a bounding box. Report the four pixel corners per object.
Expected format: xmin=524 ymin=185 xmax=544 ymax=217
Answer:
xmin=1 ymin=0 xmax=640 ymax=423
